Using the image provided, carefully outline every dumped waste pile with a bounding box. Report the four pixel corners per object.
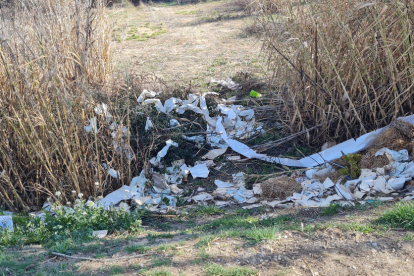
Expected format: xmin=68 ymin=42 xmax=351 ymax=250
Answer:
xmin=3 ymin=88 xmax=414 ymax=230
xmin=89 ymin=90 xmax=414 ymax=212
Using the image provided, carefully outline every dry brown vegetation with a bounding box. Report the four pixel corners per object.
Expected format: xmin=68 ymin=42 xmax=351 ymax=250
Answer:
xmin=259 ymin=0 xmax=414 ymax=142
xmin=0 ymin=0 xmax=117 ymax=211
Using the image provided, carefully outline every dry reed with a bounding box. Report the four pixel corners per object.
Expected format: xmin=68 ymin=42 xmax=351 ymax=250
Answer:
xmin=258 ymin=0 xmax=414 ymax=143
xmin=0 ymin=0 xmax=123 ymax=211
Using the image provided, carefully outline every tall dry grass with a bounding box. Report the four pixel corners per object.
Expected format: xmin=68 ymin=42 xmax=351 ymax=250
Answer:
xmin=0 ymin=0 xmax=127 ymax=211
xmin=260 ymin=0 xmax=414 ymax=142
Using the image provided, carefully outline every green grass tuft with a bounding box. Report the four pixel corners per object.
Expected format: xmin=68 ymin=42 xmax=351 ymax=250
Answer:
xmin=377 ymin=202 xmax=414 ymax=230
xmin=204 ymin=263 xmax=258 ymax=276
xmin=322 ymin=203 xmax=342 ymax=216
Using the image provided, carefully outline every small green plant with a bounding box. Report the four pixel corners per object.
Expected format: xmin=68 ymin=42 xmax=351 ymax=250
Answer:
xmin=147 ymin=269 xmax=173 ymax=276
xmin=204 ymin=263 xmax=258 ymax=276
xmin=195 ymin=235 xmax=216 ymax=249
xmin=192 ymin=205 xmax=223 ymax=217
xmin=242 ymin=226 xmax=280 ymax=244
xmin=125 ymin=244 xmax=151 ymax=254
xmin=0 ymin=201 xmax=143 ymax=247
xmin=377 ymin=202 xmax=414 ymax=230
xmin=338 ymin=153 xmax=362 ymax=179
xmin=108 ymin=265 xmax=125 ymax=275
xmin=147 ymin=233 xmax=175 ymax=242
xmin=322 ymin=203 xmax=342 ymax=216
xmin=151 ymin=257 xmax=173 ymax=267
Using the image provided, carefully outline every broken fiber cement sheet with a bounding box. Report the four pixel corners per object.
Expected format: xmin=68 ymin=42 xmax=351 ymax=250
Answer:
xmin=215 ymin=114 xmax=414 ymax=168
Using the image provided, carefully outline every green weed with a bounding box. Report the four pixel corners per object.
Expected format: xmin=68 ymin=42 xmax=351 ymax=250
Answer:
xmin=322 ymin=203 xmax=342 ymax=216
xmin=204 ymin=263 xmax=258 ymax=276
xmin=242 ymin=226 xmax=280 ymax=244
xmin=377 ymin=202 xmax=414 ymax=230
xmin=125 ymin=244 xmax=151 ymax=254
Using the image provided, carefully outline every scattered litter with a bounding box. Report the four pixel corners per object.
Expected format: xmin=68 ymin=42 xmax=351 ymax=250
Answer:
xmin=150 ymin=139 xmax=178 ymax=167
xmin=250 ymin=90 xmax=262 ymax=98
xmin=190 ymin=163 xmax=210 ymax=179
xmin=0 ymin=216 xmax=13 ymax=232
xmin=137 ymin=90 xmax=160 ymax=102
xmin=92 ymin=230 xmax=108 ymax=238
xmin=203 ymin=147 xmax=228 ymax=160
xmin=108 ymin=169 xmax=120 ymax=179
xmin=84 ymin=117 xmax=97 ymax=133
xmin=59 ymin=91 xmax=414 ymax=215
xmin=170 ymin=119 xmax=180 ymax=127
xmin=145 ymin=117 xmax=154 ymax=131
xmin=192 ymin=193 xmax=214 ymax=202
xmin=212 ymin=78 xmax=242 ymax=91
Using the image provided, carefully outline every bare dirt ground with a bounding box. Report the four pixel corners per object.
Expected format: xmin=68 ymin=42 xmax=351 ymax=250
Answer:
xmin=111 ymin=0 xmax=268 ymax=87
xmin=7 ymin=202 xmax=414 ymax=276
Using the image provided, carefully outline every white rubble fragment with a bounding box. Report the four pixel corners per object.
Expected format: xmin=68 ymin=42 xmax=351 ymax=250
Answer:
xmin=227 ymin=156 xmax=241 ymax=161
xmin=372 ymin=176 xmax=393 ymax=194
xmin=323 ymin=178 xmax=335 ymax=189
xmin=202 ymin=147 xmax=228 ymax=160
xmin=313 ymin=166 xmax=335 ymax=179
xmin=376 ymin=167 xmax=386 ymax=175
xmin=215 ymin=200 xmax=230 ymax=207
xmin=84 ymin=117 xmax=97 ymax=133
xmin=319 ymin=194 xmax=343 ymax=207
xmin=130 ymin=171 xmax=147 ymax=194
xmin=92 ymin=230 xmax=108 ymax=238
xmin=137 ymin=90 xmax=159 ymax=103
xmin=99 ymin=185 xmax=142 ymax=208
xmin=0 ymin=216 xmax=13 ymax=232
xmin=375 ymin=148 xmax=410 ymax=162
xmin=192 ymin=193 xmax=213 ymax=202
xmin=145 ymin=117 xmax=154 ymax=131
xmin=152 ymin=173 xmax=169 ymax=189
xmin=132 ymin=196 xmax=152 ymax=206
xmin=305 ymin=169 xmax=318 ymax=179
xmin=190 ymin=163 xmax=209 ymax=179
xmin=170 ymin=119 xmax=180 ymax=127
xmin=195 ymin=160 xmax=215 ymax=168
xmin=387 ymin=177 xmax=407 ymax=190
xmin=360 ymin=179 xmax=374 ymax=192
xmin=400 ymin=161 xmax=414 ymax=177
xmin=335 ymin=184 xmax=354 ymax=200
xmin=150 ymin=139 xmax=178 ymax=167
xmin=242 ymin=203 xmax=263 ymax=209
xmin=253 ymin=184 xmax=262 ymax=195
xmin=215 ymin=180 xmax=234 ymax=188
xmin=108 ymin=168 xmax=120 ymax=179
xmin=359 ymin=169 xmax=377 ymax=180
xmin=246 ymin=197 xmax=259 ymax=204
xmin=171 ymin=184 xmax=183 ymax=194
xmin=232 ymin=172 xmax=245 ymax=187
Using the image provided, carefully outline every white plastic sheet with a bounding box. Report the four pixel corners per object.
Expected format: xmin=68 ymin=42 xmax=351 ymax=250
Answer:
xmin=0 ymin=216 xmax=13 ymax=232
xmin=215 ymin=115 xmax=414 ymax=168
xmin=190 ymin=163 xmax=209 ymax=179
xmin=150 ymin=139 xmax=178 ymax=166
xmin=84 ymin=117 xmax=97 ymax=133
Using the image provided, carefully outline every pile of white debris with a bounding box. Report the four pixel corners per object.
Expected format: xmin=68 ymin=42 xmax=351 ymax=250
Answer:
xmin=88 ymin=90 xmax=414 ymax=212
xmin=4 ymin=88 xmax=414 ymax=232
